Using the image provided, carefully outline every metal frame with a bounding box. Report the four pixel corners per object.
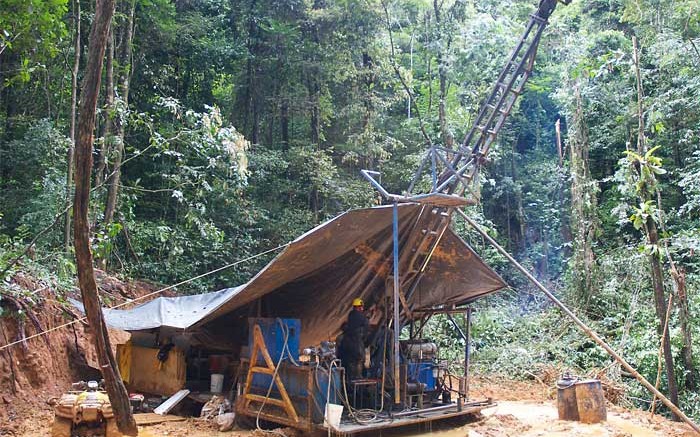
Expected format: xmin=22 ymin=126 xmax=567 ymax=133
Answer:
xmin=358 ymin=0 xmax=567 ymax=415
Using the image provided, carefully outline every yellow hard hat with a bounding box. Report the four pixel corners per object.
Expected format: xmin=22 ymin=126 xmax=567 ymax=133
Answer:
xmin=352 ymin=298 xmax=364 ymax=307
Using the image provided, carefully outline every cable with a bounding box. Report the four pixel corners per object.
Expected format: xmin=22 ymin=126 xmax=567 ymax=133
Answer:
xmin=254 ymin=320 xmax=289 ymax=437
xmin=277 ymin=318 xmax=300 ymax=367
xmin=254 ymin=318 xmax=300 ymax=437
xmin=0 ymin=242 xmax=290 ymax=352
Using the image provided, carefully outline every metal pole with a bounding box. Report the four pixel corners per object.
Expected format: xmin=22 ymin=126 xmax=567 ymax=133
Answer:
xmin=455 ymin=208 xmax=700 ymax=434
xmin=393 ymin=202 xmax=401 ymax=405
xmin=465 ymin=307 xmax=472 ymax=400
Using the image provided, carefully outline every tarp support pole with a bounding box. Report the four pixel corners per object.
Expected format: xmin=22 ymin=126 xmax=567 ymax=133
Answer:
xmin=393 ymin=202 xmax=401 ymax=405
xmin=456 ymin=208 xmax=700 ymax=434
xmin=465 ymin=306 xmax=472 ymax=400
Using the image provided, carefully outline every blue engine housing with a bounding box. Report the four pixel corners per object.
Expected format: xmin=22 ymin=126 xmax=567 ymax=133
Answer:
xmin=248 ymin=317 xmax=301 ymax=364
xmin=407 ymin=361 xmax=436 ymax=391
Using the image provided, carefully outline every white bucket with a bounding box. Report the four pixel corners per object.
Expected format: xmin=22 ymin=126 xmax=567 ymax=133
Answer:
xmin=324 ymin=403 xmax=343 ymax=430
xmin=210 ymin=373 xmax=224 ymax=393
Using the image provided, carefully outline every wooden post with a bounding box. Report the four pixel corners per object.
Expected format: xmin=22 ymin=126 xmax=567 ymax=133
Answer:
xmin=455 ymin=209 xmax=700 ymax=434
xmin=73 ymin=0 xmax=136 ymax=434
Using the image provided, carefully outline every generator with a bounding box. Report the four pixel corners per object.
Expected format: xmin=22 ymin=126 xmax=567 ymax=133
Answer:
xmin=401 ymin=339 xmax=444 ymax=406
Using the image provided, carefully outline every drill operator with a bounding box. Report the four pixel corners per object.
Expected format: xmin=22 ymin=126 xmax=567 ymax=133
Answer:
xmin=339 ymin=298 xmax=369 ymax=381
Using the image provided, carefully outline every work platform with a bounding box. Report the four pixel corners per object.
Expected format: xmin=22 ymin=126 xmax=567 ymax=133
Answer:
xmin=324 ymin=399 xmax=495 ymax=435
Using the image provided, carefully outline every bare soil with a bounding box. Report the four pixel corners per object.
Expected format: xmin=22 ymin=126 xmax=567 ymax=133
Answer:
xmin=0 ymin=271 xmax=160 ymax=436
xmin=4 ymin=377 xmax=695 ymax=436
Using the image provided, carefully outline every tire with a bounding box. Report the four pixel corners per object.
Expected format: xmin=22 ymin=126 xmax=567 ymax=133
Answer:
xmin=104 ymin=419 xmax=121 ymax=437
xmin=51 ymin=417 xmax=73 ymax=437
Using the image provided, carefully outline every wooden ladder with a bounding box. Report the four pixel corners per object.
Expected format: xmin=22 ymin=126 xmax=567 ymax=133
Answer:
xmin=240 ymin=324 xmax=299 ymax=424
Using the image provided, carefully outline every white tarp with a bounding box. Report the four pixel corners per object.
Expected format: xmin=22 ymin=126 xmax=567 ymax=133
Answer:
xmin=70 ymin=286 xmax=241 ymax=331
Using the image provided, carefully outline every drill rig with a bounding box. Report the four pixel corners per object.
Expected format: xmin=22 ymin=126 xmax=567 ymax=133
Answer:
xmin=233 ymin=1 xmax=572 ymax=434
xmin=361 ymin=0 xmax=571 ymax=411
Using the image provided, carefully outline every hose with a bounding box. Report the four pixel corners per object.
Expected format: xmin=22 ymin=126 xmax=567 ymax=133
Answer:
xmin=254 ymin=319 xmax=298 ymax=437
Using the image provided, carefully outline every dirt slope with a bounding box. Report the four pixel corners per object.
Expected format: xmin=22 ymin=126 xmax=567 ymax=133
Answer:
xmin=0 ymin=271 xmax=160 ymax=436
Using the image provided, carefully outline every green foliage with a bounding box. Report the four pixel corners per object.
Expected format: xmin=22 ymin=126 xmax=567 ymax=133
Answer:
xmin=2 ymin=0 xmax=700 ymax=420
xmin=0 ymin=0 xmax=68 ymax=82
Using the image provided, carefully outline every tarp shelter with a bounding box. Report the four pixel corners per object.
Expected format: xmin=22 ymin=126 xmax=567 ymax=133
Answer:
xmin=85 ymin=204 xmax=506 ymax=347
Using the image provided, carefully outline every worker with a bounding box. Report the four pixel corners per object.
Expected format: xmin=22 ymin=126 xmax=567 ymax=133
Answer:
xmin=339 ymin=298 xmax=369 ymax=381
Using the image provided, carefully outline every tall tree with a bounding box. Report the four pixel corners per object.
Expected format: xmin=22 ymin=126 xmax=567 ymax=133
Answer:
xmin=628 ymin=36 xmax=679 ymax=416
xmin=103 ymin=0 xmax=136 ymax=230
xmin=64 ymin=0 xmax=81 ymax=251
xmin=73 ymin=0 xmax=137 ymax=433
xmin=569 ymin=83 xmax=599 ymax=308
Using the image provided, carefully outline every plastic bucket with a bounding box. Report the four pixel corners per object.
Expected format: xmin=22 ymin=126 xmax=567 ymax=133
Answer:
xmin=324 ymin=403 xmax=343 ymax=430
xmin=210 ymin=373 xmax=224 ymax=393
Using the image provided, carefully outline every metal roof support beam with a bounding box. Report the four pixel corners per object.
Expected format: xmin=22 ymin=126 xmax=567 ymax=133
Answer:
xmin=392 ymin=202 xmax=401 ymax=406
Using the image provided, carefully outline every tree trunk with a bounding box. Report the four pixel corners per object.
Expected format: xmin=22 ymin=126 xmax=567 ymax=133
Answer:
xmin=239 ymin=0 xmax=259 ymax=143
xmin=280 ymin=98 xmax=289 ymax=148
xmin=104 ymin=0 xmax=136 ymax=230
xmin=437 ymin=61 xmax=453 ymax=148
xmin=569 ymin=83 xmax=598 ymax=308
xmin=94 ymin=27 xmax=114 ymax=189
xmin=673 ymin=266 xmax=697 ymax=389
xmin=434 ymin=0 xmax=454 ymax=149
xmin=633 ymin=36 xmax=679 ymax=416
xmin=73 ymin=0 xmax=136 ymax=434
xmin=646 ymin=219 xmax=680 ymax=414
xmin=64 ymin=0 xmax=81 ymax=251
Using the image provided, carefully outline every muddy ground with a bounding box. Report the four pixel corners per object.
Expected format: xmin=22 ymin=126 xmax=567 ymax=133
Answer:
xmin=3 ymin=376 xmax=696 ymax=436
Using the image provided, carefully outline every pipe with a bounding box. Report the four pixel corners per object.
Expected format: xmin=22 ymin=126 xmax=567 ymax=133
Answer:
xmin=393 ymin=202 xmax=401 ymax=405
xmin=455 ymin=208 xmax=700 ymax=434
xmin=392 ymin=403 xmax=455 ymax=418
xmin=465 ymin=307 xmax=472 ymax=400
xmin=361 ymin=170 xmax=400 ymax=201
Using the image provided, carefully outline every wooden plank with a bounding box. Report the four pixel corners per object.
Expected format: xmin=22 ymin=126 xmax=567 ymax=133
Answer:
xmin=154 ymin=389 xmax=190 ymax=415
xmin=238 ymin=408 xmax=311 ymax=430
xmin=134 ymin=413 xmax=186 ymax=426
xmin=117 ymin=344 xmax=186 ymax=396
xmin=245 ymin=393 xmax=286 ymax=407
xmin=250 ymin=366 xmax=275 ymax=375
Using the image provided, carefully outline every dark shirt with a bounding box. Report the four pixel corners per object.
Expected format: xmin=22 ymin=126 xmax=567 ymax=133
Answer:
xmin=340 ymin=308 xmax=369 ymax=363
xmin=345 ymin=308 xmax=369 ymax=339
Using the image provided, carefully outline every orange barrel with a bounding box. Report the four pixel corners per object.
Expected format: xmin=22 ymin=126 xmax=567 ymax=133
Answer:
xmin=556 ymin=375 xmax=579 ymax=421
xmin=574 ymin=379 xmax=607 ymax=423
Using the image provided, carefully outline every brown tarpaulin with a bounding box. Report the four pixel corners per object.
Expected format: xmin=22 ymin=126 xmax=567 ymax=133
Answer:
xmin=90 ymin=204 xmax=506 ymax=347
xmin=195 ymin=204 xmax=506 ymax=345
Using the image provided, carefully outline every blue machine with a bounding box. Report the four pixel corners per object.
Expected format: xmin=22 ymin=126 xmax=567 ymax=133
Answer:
xmin=408 ymin=361 xmax=436 ymax=391
xmin=248 ymin=317 xmax=301 ymax=364
xmin=245 ymin=317 xmax=340 ymax=424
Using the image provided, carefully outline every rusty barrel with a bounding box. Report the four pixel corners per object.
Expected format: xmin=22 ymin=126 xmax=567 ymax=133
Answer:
xmin=557 ymin=377 xmax=606 ymax=424
xmin=557 ymin=375 xmax=579 ymax=421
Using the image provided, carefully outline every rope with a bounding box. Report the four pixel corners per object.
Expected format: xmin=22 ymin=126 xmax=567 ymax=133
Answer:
xmin=0 ymin=242 xmax=290 ymax=352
